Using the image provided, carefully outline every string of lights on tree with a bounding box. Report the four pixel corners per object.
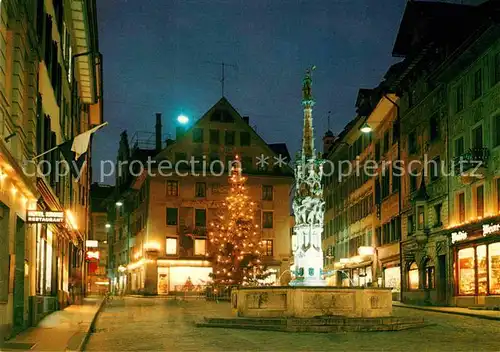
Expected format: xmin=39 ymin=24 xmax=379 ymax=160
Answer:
xmin=209 ymin=155 xmax=268 ymax=286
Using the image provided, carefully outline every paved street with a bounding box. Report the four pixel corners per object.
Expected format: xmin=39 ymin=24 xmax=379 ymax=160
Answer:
xmin=85 ymin=297 xmax=500 ymax=351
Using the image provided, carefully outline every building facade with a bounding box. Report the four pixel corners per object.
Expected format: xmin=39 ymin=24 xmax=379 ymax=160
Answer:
xmin=107 ymin=98 xmax=293 ymax=295
xmin=0 ymin=0 xmax=101 ymax=339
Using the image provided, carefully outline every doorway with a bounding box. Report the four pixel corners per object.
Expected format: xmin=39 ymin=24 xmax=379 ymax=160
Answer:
xmin=13 ymin=217 xmax=26 ymax=333
xmin=437 ymin=255 xmax=447 ymax=304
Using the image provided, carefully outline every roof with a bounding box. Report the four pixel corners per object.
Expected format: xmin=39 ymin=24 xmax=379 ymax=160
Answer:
xmin=393 ymin=1 xmax=474 ymax=57
xmin=268 ymin=143 xmax=291 ymax=162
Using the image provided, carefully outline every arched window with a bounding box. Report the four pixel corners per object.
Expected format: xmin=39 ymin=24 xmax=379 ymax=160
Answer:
xmin=408 ymin=262 xmax=419 ymax=290
xmin=425 ymin=259 xmax=435 ymax=290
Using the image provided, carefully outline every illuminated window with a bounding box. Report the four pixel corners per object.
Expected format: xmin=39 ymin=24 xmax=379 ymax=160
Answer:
xmin=478 ymin=245 xmax=487 ymax=295
xmin=166 ymin=181 xmax=178 ymax=196
xmin=166 ymin=237 xmax=177 ymax=255
xmin=262 ymin=239 xmax=273 ymax=256
xmin=458 ymin=247 xmax=475 ymax=295
xmin=194 ymin=239 xmax=206 ymax=256
xmin=489 ymin=242 xmax=500 ymax=294
xmin=408 ymin=262 xmax=419 ymax=290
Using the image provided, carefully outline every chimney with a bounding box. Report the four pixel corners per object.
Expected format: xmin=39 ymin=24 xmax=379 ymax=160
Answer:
xmin=243 ymin=116 xmax=250 ymax=124
xmin=155 ymin=113 xmax=162 ymax=152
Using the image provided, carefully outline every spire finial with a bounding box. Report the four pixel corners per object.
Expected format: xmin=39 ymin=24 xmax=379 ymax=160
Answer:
xmin=302 ymin=65 xmax=316 ymax=105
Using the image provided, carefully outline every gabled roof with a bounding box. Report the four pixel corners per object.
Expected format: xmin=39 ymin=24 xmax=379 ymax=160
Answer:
xmin=393 ymin=1 xmax=474 ymax=58
xmin=154 ymin=97 xmax=293 ymax=176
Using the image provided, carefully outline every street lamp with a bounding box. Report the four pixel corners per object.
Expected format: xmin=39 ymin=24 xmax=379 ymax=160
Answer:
xmin=360 ymin=122 xmax=372 ymax=134
xmin=105 ymin=223 xmax=111 ymax=229
xmin=177 ymin=114 xmax=189 ymax=125
xmin=115 ymin=201 xmax=123 ymax=207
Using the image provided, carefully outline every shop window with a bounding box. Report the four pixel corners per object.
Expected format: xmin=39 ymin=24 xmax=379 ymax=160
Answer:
xmin=425 ymin=260 xmax=435 ymax=290
xmin=458 ymin=247 xmax=475 ymax=295
xmin=384 ymin=266 xmax=401 ymax=293
xmin=489 ymin=242 xmax=500 ymax=294
xmin=262 ymin=239 xmax=273 ymax=256
xmin=166 ymin=237 xmax=177 ymax=255
xmin=476 ymin=185 xmax=484 ymax=218
xmin=195 ymin=182 xmax=206 ymax=198
xmin=478 ymin=245 xmax=487 ymax=295
xmin=194 ymin=239 xmax=206 ymax=256
xmin=262 ymin=185 xmax=273 ymax=201
xmin=408 ymin=262 xmax=419 ymax=290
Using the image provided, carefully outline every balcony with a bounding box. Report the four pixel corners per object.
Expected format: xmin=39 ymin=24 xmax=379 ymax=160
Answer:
xmin=453 ymin=147 xmax=489 ymax=183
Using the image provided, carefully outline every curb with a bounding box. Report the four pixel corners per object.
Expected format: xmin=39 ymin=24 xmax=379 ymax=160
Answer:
xmin=70 ymin=297 xmax=106 ymax=352
xmin=394 ymin=303 xmax=500 ymax=321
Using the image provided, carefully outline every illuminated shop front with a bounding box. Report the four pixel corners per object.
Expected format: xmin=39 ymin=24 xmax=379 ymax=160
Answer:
xmin=452 ymin=223 xmax=500 ymax=307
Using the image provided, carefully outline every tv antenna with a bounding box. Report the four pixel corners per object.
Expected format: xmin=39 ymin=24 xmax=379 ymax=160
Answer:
xmin=204 ymin=61 xmax=238 ymax=97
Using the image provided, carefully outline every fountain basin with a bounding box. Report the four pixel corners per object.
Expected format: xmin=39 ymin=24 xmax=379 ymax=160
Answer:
xmin=232 ymin=286 xmax=392 ymax=318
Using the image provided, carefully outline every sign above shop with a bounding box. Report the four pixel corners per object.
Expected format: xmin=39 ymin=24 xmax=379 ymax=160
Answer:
xmin=86 ymin=240 xmax=98 ymax=248
xmin=451 ymin=223 xmax=500 ymax=244
xmin=26 ymin=210 xmax=64 ymax=224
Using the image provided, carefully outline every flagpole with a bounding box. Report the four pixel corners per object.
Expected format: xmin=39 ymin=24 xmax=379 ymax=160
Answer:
xmin=32 ymin=146 xmax=60 ymax=160
xmin=31 ymin=121 xmax=108 ymax=161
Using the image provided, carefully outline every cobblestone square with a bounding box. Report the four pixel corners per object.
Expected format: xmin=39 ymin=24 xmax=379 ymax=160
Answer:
xmin=84 ymin=297 xmax=500 ymax=351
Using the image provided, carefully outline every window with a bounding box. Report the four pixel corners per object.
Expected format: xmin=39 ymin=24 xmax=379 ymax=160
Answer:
xmin=489 ymin=242 xmax=500 ymax=294
xmin=472 ymin=125 xmax=483 ymax=149
xmin=430 ymin=156 xmax=440 ymax=181
xmin=430 ymin=113 xmax=439 ymax=141
xmin=192 ymin=128 xmax=204 ymax=143
xmin=392 ymin=121 xmax=399 ymax=144
xmin=375 ymin=142 xmax=380 ymax=161
xmin=209 ymin=129 xmax=220 ymax=145
xmin=417 ymin=206 xmax=424 ymax=230
xmin=434 ymin=203 xmax=442 ymax=227
xmin=407 ymin=215 xmax=414 ymax=235
xmin=476 ymin=185 xmax=484 ymax=218
xmin=166 ymin=180 xmax=179 ymax=196
xmin=408 ymin=131 xmax=417 ymax=154
xmin=262 ymin=185 xmax=273 ymax=201
xmin=494 ymin=115 xmax=500 ymax=147
xmin=458 ymin=192 xmax=466 ymax=223
xmin=195 ymin=182 xmax=206 ymax=197
xmin=194 ymin=239 xmax=206 ymax=256
xmin=240 ymin=132 xmax=250 ymax=146
xmin=166 ymin=237 xmax=177 ymax=255
xmin=166 ymin=208 xmax=178 ymax=226
xmin=473 ymin=69 xmax=483 ymax=100
xmin=262 ymin=239 xmax=273 ymax=256
xmin=410 ymin=173 xmax=418 ymax=192
xmin=458 ymin=247 xmax=475 ymax=295
xmin=195 ymin=209 xmax=206 ymax=227
xmin=456 ymin=84 xmax=464 ymax=112
xmin=478 ymin=245 xmax=487 ymax=295
xmin=383 ymin=132 xmax=389 ymax=153
xmin=494 ymin=53 xmax=500 ymax=85
xmin=425 ymin=260 xmax=435 ymax=290
xmin=225 ymin=131 xmax=235 ymax=145
xmin=497 ymin=179 xmax=500 ymax=212
xmin=455 ymin=137 xmax=464 ymax=157
xmin=408 ymin=262 xmax=419 ymax=290
xmin=263 ymin=211 xmax=273 ymax=229
xmin=242 ymin=156 xmax=252 ymax=171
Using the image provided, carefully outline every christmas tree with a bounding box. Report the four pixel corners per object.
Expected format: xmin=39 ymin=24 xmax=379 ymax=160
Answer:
xmin=209 ymin=156 xmax=267 ymax=286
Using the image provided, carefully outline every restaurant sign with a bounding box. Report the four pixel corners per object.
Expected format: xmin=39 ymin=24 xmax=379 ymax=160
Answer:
xmin=26 ymin=210 xmax=64 ymax=224
xmin=451 ymin=223 xmax=500 ymax=244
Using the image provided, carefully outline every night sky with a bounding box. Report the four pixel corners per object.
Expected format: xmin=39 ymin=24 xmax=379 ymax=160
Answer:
xmin=93 ymin=0 xmax=406 ymax=183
